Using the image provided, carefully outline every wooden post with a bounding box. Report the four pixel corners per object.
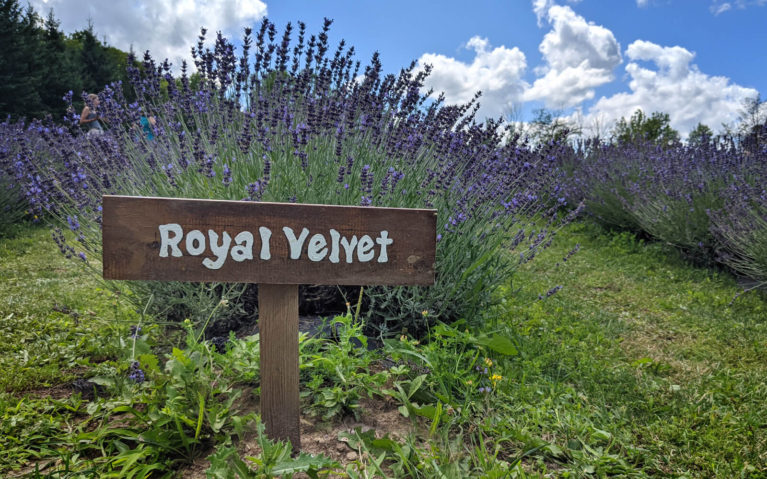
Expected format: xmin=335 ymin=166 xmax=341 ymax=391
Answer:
xmin=259 ymin=283 xmax=300 ymax=451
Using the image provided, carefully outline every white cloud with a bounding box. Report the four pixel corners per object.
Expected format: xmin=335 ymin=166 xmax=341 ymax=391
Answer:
xmin=29 ymin=0 xmax=267 ymax=69
xmin=579 ymin=40 xmax=758 ymax=137
xmin=636 ymin=0 xmax=649 ymax=6
xmin=416 ymin=36 xmax=528 ymax=120
xmin=711 ymin=0 xmax=767 ymax=14
xmin=532 ymin=0 xmax=555 ymax=24
xmin=712 ymin=2 xmax=733 ymax=14
xmin=524 ymin=4 xmax=622 ymax=108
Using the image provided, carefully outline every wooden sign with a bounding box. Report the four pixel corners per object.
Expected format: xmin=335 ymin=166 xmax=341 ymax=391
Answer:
xmin=103 ymin=195 xmax=436 ymax=285
xmin=102 ymin=195 xmax=437 ymax=451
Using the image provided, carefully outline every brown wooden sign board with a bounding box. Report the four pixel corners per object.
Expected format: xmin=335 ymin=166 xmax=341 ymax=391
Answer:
xmin=103 ymin=195 xmax=436 ymax=285
xmin=102 ymin=195 xmax=437 ymax=451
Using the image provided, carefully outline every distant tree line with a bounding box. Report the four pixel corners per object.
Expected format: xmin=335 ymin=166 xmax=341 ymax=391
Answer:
xmin=0 ymin=0 xmax=133 ymax=121
xmin=514 ymin=98 xmax=765 ymax=149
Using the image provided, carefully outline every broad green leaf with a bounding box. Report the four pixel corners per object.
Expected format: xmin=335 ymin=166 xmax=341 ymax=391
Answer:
xmin=475 ymin=334 xmax=518 ymax=356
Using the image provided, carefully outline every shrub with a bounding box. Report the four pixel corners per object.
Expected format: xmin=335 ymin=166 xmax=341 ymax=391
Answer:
xmin=565 ymin=136 xmax=767 ymax=274
xmin=710 ymin=182 xmax=767 ymax=285
xmin=0 ymin=119 xmax=34 ymax=235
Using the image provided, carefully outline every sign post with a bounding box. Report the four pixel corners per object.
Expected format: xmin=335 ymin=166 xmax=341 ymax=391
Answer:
xmin=102 ymin=195 xmax=437 ymax=450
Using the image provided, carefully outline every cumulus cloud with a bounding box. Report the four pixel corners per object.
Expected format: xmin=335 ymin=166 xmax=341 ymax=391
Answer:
xmin=533 ymin=0 xmax=555 ymax=24
xmin=524 ymin=4 xmax=622 ymax=108
xmin=580 ymin=40 xmax=758 ymax=137
xmin=416 ymin=36 xmax=528 ymax=120
xmin=28 ymin=0 xmax=267 ymax=69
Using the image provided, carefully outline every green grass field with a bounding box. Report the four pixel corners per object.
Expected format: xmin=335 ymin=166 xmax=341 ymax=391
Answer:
xmin=1 ymin=221 xmax=765 ymax=477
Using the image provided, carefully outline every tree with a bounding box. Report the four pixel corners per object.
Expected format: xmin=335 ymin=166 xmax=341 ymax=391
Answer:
xmin=526 ymin=107 xmax=580 ymax=144
xmin=73 ymin=21 xmax=117 ymax=95
xmin=0 ymin=2 xmax=133 ymax=121
xmin=687 ymin=122 xmax=713 ymax=146
xmin=737 ymin=94 xmax=765 ymax=153
xmin=0 ymin=0 xmax=44 ymax=119
xmin=612 ymin=109 xmax=680 ymax=147
xmin=38 ymin=9 xmax=81 ymax=119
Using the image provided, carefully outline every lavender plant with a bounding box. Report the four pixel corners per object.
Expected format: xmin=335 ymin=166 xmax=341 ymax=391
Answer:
xmin=0 ymin=119 xmax=40 ymax=234
xmin=564 ymin=133 xmax=767 ymax=287
xmin=19 ymin=19 xmax=569 ymax=336
xmin=710 ymin=181 xmax=767 ymax=285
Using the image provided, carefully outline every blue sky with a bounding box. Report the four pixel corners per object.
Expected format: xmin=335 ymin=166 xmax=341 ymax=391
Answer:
xmin=32 ymin=0 xmax=766 ymax=136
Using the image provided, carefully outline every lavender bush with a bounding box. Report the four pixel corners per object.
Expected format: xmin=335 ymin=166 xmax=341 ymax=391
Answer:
xmin=559 ymin=138 xmax=644 ymax=231
xmin=18 ymin=19 xmax=570 ymax=336
xmin=564 ymin=133 xmax=767 ymax=288
xmin=710 ymin=180 xmax=767 ymax=285
xmin=0 ymin=119 xmax=55 ymax=235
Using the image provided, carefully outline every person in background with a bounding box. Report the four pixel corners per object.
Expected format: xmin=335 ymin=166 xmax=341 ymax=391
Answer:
xmin=79 ymin=93 xmax=104 ymax=136
xmin=139 ymin=115 xmax=156 ymax=140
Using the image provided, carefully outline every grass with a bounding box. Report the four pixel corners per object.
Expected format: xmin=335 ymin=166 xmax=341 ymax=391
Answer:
xmin=504 ymin=222 xmax=767 ymax=476
xmin=0 ymin=223 xmax=135 ymax=393
xmin=1 ymin=220 xmax=766 ymax=477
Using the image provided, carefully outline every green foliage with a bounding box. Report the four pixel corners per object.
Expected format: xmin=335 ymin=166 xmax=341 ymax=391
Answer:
xmin=216 ymin=331 xmax=260 ymax=385
xmin=0 ymin=176 xmax=27 ymax=237
xmin=503 ymin=221 xmax=767 ymax=476
xmin=36 ymin=10 xmax=83 ymax=120
xmin=613 ymin=109 xmax=680 ymax=147
xmin=0 ymin=1 xmax=129 ymax=121
xmin=72 ymin=22 xmax=122 ymax=97
xmin=300 ymin=312 xmax=388 ymax=420
xmin=129 ymin=280 xmax=251 ymax=339
xmin=711 ymin=201 xmax=767 ymax=285
xmin=0 ymin=0 xmax=44 ymax=119
xmin=207 ymin=420 xmax=338 ymax=478
xmin=687 ymin=122 xmax=713 ymax=146
xmin=0 ymin=225 xmax=129 ymax=392
xmin=631 ymin=185 xmax=724 ymax=254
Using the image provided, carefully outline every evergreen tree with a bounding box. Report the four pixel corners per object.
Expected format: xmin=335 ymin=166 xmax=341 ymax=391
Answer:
xmin=39 ymin=9 xmax=81 ymax=119
xmin=73 ymin=20 xmax=117 ymax=95
xmin=0 ymin=0 xmax=44 ymax=119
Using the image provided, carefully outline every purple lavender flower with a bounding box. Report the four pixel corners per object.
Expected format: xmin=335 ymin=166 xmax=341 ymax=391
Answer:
xmin=222 ymin=164 xmax=232 ymax=186
xmin=128 ymin=361 xmax=145 ymax=383
xmin=67 ymin=215 xmax=80 ymax=232
xmin=538 ymin=285 xmax=563 ymax=300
